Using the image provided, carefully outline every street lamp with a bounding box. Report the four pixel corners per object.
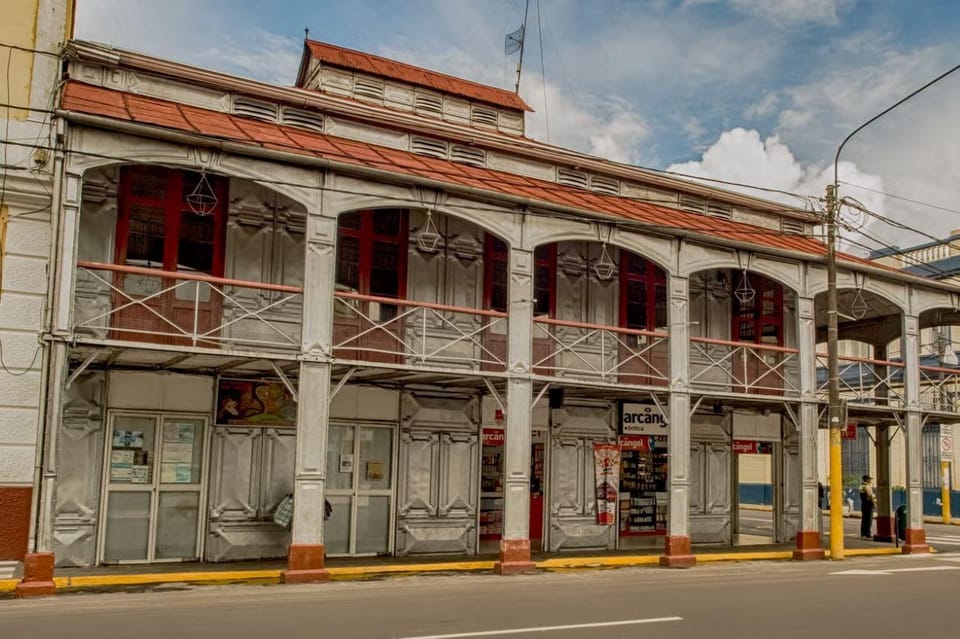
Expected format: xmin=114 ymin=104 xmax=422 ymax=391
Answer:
xmin=825 ymin=61 xmax=960 ymax=560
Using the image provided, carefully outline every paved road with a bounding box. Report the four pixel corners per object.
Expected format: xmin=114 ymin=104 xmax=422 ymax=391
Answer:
xmin=3 ymin=551 xmax=959 ymax=638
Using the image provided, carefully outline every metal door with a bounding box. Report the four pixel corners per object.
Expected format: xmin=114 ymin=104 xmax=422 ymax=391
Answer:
xmin=99 ymin=412 xmax=208 ymax=563
xmin=325 ymin=422 xmax=396 ymax=556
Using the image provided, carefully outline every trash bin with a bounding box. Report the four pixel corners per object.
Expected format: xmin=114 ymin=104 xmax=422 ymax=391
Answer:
xmin=895 ymin=505 xmax=907 ymax=541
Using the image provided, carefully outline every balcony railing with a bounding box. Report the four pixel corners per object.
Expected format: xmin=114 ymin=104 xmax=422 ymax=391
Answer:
xmin=918 ymin=364 xmax=960 ymax=413
xmin=531 ymin=318 xmax=669 ymax=386
xmin=73 ymin=261 xmax=303 ymax=350
xmin=690 ymin=337 xmax=800 ymax=395
xmin=815 ymin=354 xmax=904 ymax=408
xmin=333 ymin=292 xmax=508 ymax=371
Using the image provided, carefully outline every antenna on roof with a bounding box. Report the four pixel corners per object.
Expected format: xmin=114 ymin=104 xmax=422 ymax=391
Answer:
xmin=505 ymin=0 xmax=531 ymax=94
xmin=304 ymin=27 xmax=310 ymax=41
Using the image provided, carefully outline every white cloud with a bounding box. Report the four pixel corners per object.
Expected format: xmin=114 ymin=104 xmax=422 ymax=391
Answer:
xmin=666 ymin=128 xmax=888 ymax=252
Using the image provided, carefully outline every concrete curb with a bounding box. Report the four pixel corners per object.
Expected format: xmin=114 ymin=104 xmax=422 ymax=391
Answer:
xmin=0 ymin=547 xmax=908 ymax=594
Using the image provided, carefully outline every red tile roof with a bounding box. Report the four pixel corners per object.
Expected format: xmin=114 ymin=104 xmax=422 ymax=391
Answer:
xmin=303 ymin=39 xmax=533 ymax=112
xmin=62 ymin=81 xmax=838 ymax=263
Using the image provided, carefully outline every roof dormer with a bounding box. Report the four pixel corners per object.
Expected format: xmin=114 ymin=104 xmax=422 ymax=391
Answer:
xmin=295 ymin=39 xmax=531 ymax=136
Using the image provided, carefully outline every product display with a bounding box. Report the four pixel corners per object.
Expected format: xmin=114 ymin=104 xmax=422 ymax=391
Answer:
xmin=480 ymin=429 xmax=505 ymax=539
xmin=618 ymin=435 xmax=668 ymax=535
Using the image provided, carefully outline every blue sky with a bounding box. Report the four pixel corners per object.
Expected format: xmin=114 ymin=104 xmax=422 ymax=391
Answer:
xmin=75 ymin=1 xmax=960 ymax=254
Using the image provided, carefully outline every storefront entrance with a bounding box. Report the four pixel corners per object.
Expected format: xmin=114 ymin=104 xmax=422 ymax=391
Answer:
xmin=479 ymin=428 xmax=546 ymax=551
xmin=325 ymin=422 xmax=395 ymax=556
xmin=99 ymin=412 xmax=207 ymax=563
xmin=733 ymin=440 xmax=776 ymax=545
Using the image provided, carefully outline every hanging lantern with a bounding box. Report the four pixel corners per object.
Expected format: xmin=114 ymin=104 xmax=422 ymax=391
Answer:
xmin=416 ymin=210 xmax=441 ymax=253
xmin=593 ymin=243 xmax=616 ymax=281
xmin=186 ymin=172 xmax=219 ymax=217
xmin=734 ymin=270 xmax=755 ymax=305
xmin=850 ymin=288 xmax=869 ymax=320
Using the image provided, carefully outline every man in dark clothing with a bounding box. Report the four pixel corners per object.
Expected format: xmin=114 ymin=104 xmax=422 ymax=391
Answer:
xmin=859 ymin=475 xmax=876 ymax=539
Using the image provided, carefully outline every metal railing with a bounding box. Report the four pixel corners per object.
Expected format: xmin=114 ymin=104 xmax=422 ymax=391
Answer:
xmin=815 ymin=353 xmax=904 ymax=407
xmin=74 ymin=261 xmax=303 ymax=350
xmin=531 ymin=318 xmax=669 ymax=386
xmin=333 ymin=292 xmax=508 ymax=371
xmin=918 ymin=364 xmax=960 ymax=413
xmin=690 ymin=337 xmax=800 ymax=395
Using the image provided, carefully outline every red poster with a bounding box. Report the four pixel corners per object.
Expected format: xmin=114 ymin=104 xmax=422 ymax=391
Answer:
xmin=594 ymin=443 xmax=621 ymax=525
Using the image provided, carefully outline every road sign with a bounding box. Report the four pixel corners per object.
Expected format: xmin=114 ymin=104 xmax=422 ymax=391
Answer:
xmin=942 ymin=425 xmax=953 ymax=460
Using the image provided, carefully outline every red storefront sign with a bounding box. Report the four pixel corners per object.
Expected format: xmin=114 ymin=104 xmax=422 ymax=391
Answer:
xmin=619 ymin=435 xmax=668 ymax=452
xmin=482 ymin=428 xmax=505 ymax=445
xmin=733 ymin=440 xmax=774 ymax=454
xmin=841 ymin=423 xmax=857 ymax=440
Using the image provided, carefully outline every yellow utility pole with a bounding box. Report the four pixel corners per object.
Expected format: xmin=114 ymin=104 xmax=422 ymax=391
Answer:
xmin=825 ymin=183 xmax=845 ymax=560
xmin=942 ymin=460 xmax=952 ymax=524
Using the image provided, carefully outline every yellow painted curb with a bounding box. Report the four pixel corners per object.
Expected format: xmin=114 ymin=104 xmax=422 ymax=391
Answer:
xmin=0 ymin=546 xmax=913 ymax=594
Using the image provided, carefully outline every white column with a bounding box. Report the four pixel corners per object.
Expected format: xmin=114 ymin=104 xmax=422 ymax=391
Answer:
xmin=284 ymin=210 xmax=337 ymax=582
xmin=495 ymin=247 xmax=535 ymax=574
xmin=901 ymin=313 xmax=929 ymax=552
xmin=662 ymin=274 xmax=695 ymax=566
xmin=794 ymin=297 xmax=824 ymax=558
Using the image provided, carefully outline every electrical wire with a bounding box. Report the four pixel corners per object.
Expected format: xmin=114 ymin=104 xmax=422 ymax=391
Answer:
xmin=840 ymin=180 xmax=960 ymax=218
xmin=842 ymin=196 xmax=960 ymax=260
xmin=536 ymin=0 xmax=549 ymax=144
xmin=0 ymin=338 xmax=42 ymax=377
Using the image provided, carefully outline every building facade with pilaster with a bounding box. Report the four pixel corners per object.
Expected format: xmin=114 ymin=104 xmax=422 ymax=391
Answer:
xmin=4 ymin=27 xmax=956 ymax=596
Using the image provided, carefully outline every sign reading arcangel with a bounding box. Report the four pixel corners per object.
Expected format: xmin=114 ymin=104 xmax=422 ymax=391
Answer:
xmin=620 ymin=402 xmax=669 ymax=435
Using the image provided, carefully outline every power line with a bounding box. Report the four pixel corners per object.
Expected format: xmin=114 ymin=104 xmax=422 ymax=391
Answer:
xmin=839 ymin=180 xmax=960 ymax=218
xmin=842 ymin=197 xmax=960 ymax=258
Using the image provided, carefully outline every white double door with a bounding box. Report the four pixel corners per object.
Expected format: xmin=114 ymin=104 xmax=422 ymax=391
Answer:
xmin=98 ymin=412 xmax=208 ymax=563
xmin=325 ymin=422 xmax=395 ymax=556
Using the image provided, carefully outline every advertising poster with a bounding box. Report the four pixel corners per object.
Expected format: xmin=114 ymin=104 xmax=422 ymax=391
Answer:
xmin=593 ymin=443 xmax=622 ymax=525
xmin=216 ymin=379 xmax=297 ymax=427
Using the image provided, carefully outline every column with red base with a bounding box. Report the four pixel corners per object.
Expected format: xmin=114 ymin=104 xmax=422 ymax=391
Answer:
xmin=283 ymin=212 xmax=337 ymax=584
xmin=793 ymin=298 xmax=825 ymax=560
xmin=495 ymin=248 xmax=536 ymax=575
xmin=661 ymin=276 xmax=695 ymax=568
xmin=901 ymin=316 xmax=929 ymax=554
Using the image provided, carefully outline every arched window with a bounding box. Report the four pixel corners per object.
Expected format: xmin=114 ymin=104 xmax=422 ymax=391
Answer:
xmin=619 ymin=252 xmax=667 ymax=330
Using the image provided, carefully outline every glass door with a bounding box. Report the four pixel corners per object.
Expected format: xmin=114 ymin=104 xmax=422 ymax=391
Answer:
xmin=100 ymin=413 xmax=207 ymax=563
xmin=325 ymin=423 xmax=394 ymax=556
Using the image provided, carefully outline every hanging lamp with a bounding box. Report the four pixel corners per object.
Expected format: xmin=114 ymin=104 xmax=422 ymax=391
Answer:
xmin=186 ymin=172 xmax=218 ymax=217
xmin=593 ymin=243 xmax=616 ymax=281
xmin=416 ymin=209 xmax=441 ymax=253
xmin=734 ymin=269 xmax=755 ymax=305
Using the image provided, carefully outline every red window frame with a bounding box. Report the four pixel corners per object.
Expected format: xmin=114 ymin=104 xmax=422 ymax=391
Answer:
xmin=335 ymin=209 xmax=408 ymax=299
xmin=533 ymin=244 xmax=557 ymax=318
xmin=115 ymin=166 xmax=228 ymax=276
xmin=483 ymin=234 xmax=509 ymax=312
xmin=618 ymin=252 xmax=667 ymax=330
xmin=731 ymin=272 xmax=784 ymax=346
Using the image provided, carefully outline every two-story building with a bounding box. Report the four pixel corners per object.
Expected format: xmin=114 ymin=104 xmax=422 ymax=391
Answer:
xmin=7 ymin=24 xmax=959 ymax=596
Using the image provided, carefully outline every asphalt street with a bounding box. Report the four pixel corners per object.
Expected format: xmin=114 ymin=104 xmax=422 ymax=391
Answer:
xmin=3 ymin=546 xmax=960 ymax=639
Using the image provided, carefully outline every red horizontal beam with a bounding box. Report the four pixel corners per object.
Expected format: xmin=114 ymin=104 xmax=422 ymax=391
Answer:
xmin=77 ymin=261 xmax=305 ymax=294
xmin=690 ymin=335 xmax=799 ymax=354
xmin=534 ymin=316 xmax=668 ymax=339
xmin=815 ymin=352 xmax=905 ymax=368
xmin=334 ymin=290 xmax=508 ymax=318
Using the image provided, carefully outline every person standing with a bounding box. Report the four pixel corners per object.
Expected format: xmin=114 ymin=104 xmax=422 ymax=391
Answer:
xmin=859 ymin=475 xmax=876 ymax=539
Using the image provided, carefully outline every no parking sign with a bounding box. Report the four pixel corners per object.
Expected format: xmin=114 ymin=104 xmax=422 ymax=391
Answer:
xmin=941 ymin=426 xmax=953 ymax=461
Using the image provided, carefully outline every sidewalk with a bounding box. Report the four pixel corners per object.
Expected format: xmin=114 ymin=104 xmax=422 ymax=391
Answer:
xmin=0 ymin=537 xmax=902 ymax=596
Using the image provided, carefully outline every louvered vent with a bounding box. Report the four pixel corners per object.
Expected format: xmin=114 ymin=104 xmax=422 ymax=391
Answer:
xmin=414 ymin=91 xmax=443 ymax=117
xmin=450 ymin=145 xmax=486 ymax=167
xmin=781 ymin=218 xmax=806 ymax=235
xmin=706 ymin=203 xmax=733 ymax=220
xmin=678 ymin=194 xmax=707 ymax=215
xmin=590 ymin=176 xmax=620 ymax=196
xmin=557 ymin=168 xmax=589 ymax=190
xmin=471 ymin=105 xmax=498 ymax=128
xmin=354 ymin=76 xmax=385 ymax=102
xmin=410 ymin=136 xmax=449 ymax=159
xmin=280 ymin=107 xmax=324 ymax=133
xmin=233 ymin=96 xmax=279 ymax=122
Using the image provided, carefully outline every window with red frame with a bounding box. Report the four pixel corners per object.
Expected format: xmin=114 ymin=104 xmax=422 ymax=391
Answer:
xmin=335 ymin=209 xmax=408 ymax=299
xmin=116 ymin=166 xmax=228 ymax=276
xmin=619 ymin=252 xmax=667 ymax=330
xmin=732 ymin=273 xmax=784 ymax=346
xmin=533 ymin=244 xmax=557 ymax=317
xmin=483 ymin=235 xmax=509 ymax=312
